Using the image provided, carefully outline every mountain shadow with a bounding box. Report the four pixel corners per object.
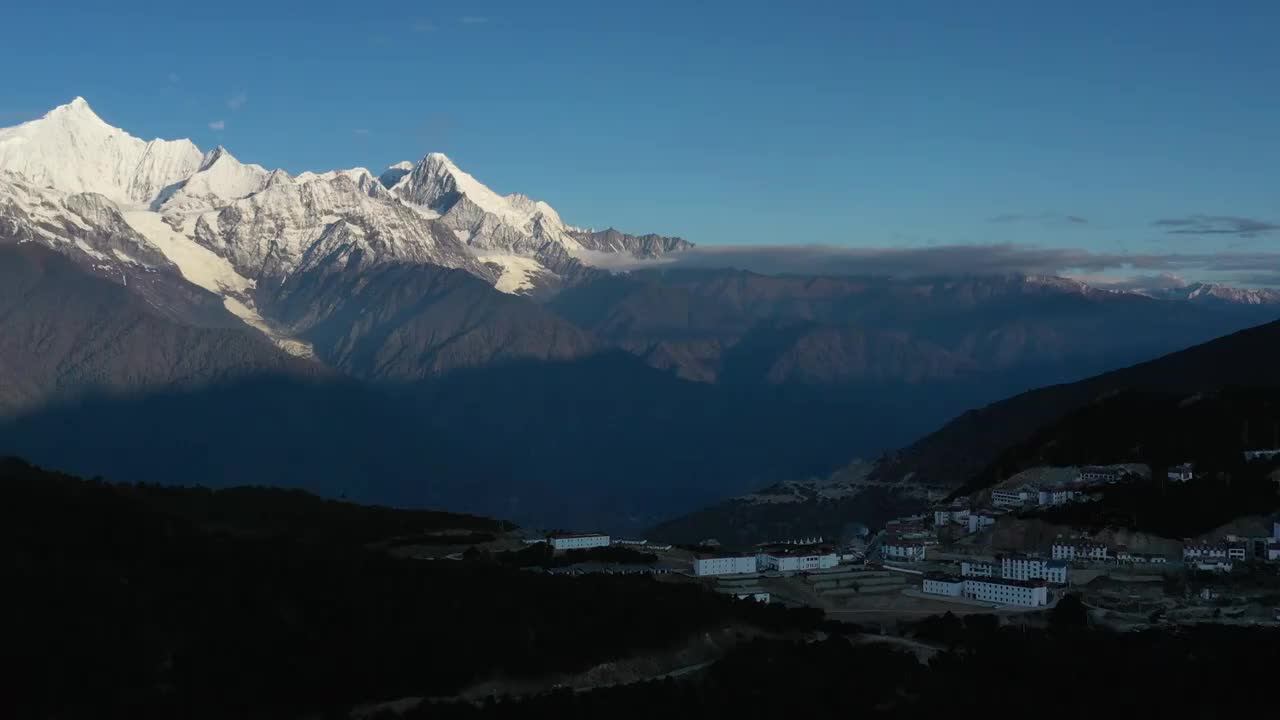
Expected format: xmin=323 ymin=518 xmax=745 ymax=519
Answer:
xmin=0 ymin=352 xmax=976 ymax=531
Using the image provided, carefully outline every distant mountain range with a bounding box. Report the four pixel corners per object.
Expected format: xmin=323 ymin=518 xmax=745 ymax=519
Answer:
xmin=4 ymin=97 xmax=1280 ymax=530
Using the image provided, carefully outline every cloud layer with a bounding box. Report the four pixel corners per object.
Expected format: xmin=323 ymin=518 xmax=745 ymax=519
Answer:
xmin=618 ymin=243 xmax=1280 ymax=288
xmin=1154 ymin=215 xmax=1280 ymax=238
xmin=989 ymin=212 xmax=1089 ymax=226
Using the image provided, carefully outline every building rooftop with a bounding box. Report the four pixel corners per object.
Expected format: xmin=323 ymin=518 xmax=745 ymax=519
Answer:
xmin=760 ymin=546 xmax=836 ymax=557
xmin=548 ymin=532 xmax=609 ymax=539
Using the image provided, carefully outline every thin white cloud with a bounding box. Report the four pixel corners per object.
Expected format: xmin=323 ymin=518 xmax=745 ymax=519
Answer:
xmin=226 ymin=93 xmax=248 ymax=111
xmin=609 ymin=243 xmax=1280 ymax=288
xmin=413 ymin=21 xmax=435 ymax=32
xmin=208 ymin=119 xmax=225 ymax=131
xmin=460 ymin=16 xmax=488 ymax=24
xmin=353 ymin=128 xmax=370 ymax=136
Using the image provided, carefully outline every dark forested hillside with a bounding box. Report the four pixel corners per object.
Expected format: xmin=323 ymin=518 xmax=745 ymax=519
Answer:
xmin=401 ymin=611 xmax=1280 ymax=719
xmin=0 ymin=459 xmax=820 ymax=719
xmin=872 ymin=316 xmax=1280 ymax=490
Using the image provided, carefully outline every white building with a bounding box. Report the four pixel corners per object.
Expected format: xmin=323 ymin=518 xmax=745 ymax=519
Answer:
xmin=1001 ymin=555 xmax=1069 ymax=585
xmin=963 ymin=578 xmax=1049 ymax=607
xmin=1037 ymin=488 xmax=1078 ymax=506
xmin=1243 ymin=449 xmax=1280 ymax=461
xmin=1194 ymin=559 xmax=1234 ymax=573
xmin=1052 ymin=541 xmax=1109 ymax=562
xmin=612 ymin=538 xmax=649 ymax=546
xmin=549 ymin=532 xmax=611 ymax=551
xmin=934 ymin=506 xmax=972 ymax=527
xmin=991 ymin=485 xmax=1035 ymax=508
xmin=1266 ymin=542 xmax=1280 ymax=562
xmin=882 ymin=541 xmax=928 ymax=563
xmin=757 ymin=547 xmax=838 ymax=573
xmin=1167 ymin=463 xmax=1195 ymax=483
xmin=693 ymin=555 xmax=759 ymax=577
xmin=1183 ymin=543 xmax=1228 ymax=562
xmin=961 ymin=560 xmax=996 ymax=578
xmin=922 ymin=574 xmax=964 ymax=597
xmin=968 ymin=512 xmax=999 ymax=534
xmin=1227 ymin=542 xmax=1247 ymax=561
xmin=1078 ymin=467 xmax=1122 ymax=485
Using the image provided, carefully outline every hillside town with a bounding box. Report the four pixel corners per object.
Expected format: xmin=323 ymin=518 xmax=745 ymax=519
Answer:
xmin=503 ymin=455 xmax=1280 ymax=629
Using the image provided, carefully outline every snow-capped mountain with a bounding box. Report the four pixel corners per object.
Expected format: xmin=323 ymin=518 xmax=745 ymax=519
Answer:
xmin=0 ymin=97 xmax=692 ymax=354
xmin=1143 ymin=282 xmax=1280 ymax=306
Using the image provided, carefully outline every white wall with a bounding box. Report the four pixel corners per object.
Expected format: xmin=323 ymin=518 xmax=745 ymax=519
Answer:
xmin=550 ymin=534 xmax=610 ymax=551
xmin=694 ymin=556 xmax=758 ymax=577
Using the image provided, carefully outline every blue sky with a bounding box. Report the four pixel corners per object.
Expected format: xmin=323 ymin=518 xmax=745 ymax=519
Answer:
xmin=4 ymin=1 xmax=1280 ymax=283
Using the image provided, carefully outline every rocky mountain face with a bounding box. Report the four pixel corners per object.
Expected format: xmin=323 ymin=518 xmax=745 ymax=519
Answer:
xmin=0 ymin=242 xmax=316 ymax=415
xmin=263 ymin=257 xmax=597 ymax=380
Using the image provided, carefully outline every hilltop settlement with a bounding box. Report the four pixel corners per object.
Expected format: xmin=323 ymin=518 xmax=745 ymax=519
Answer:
xmin=496 ymin=452 xmax=1280 ymax=631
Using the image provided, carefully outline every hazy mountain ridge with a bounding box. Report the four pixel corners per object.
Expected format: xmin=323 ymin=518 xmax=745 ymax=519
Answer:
xmin=553 ymin=269 xmax=1280 ymax=387
xmin=653 ymin=314 xmax=1280 ymax=544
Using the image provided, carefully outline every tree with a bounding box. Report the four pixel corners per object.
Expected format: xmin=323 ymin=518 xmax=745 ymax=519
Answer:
xmin=1049 ymin=592 xmax=1088 ymax=629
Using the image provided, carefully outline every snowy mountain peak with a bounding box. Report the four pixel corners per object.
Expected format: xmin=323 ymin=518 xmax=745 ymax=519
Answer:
xmin=378 ymin=161 xmax=414 ymax=189
xmin=42 ymin=97 xmax=103 ymax=125
xmin=391 ymin=151 xmax=563 ymax=233
xmin=2 ymin=96 xmax=693 ymax=320
xmin=200 ymin=145 xmax=233 ymax=168
xmin=0 ymin=97 xmax=203 ymax=205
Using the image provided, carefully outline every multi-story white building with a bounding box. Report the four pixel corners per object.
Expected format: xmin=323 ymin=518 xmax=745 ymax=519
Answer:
xmin=1078 ymin=467 xmax=1122 ymax=485
xmin=1243 ymin=449 xmax=1280 ymax=462
xmin=968 ymin=511 xmax=999 ymax=534
xmin=960 ymin=561 xmax=996 ymax=578
xmin=992 ymin=485 xmax=1035 ymax=508
xmin=963 ymin=578 xmax=1049 ymax=607
xmin=882 ymin=541 xmax=928 ymax=563
xmin=1227 ymin=542 xmax=1247 ymax=561
xmin=1000 ymin=554 xmax=1069 ymax=585
xmin=1167 ymin=463 xmax=1195 ymax=483
xmin=922 ymin=573 xmax=964 ymax=597
xmin=1052 ymin=541 xmax=1109 ymax=562
xmin=757 ymin=547 xmax=838 ymax=573
xmin=933 ymin=506 xmax=972 ymax=527
xmin=1037 ymin=488 xmax=1079 ymax=506
xmin=549 ymin=532 xmax=611 ymax=551
xmin=1183 ymin=543 xmax=1228 ymax=561
xmin=693 ymin=555 xmax=759 ymax=577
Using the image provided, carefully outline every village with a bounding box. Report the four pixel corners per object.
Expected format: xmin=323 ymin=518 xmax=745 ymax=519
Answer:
xmin=488 ymin=452 xmax=1280 ymax=631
